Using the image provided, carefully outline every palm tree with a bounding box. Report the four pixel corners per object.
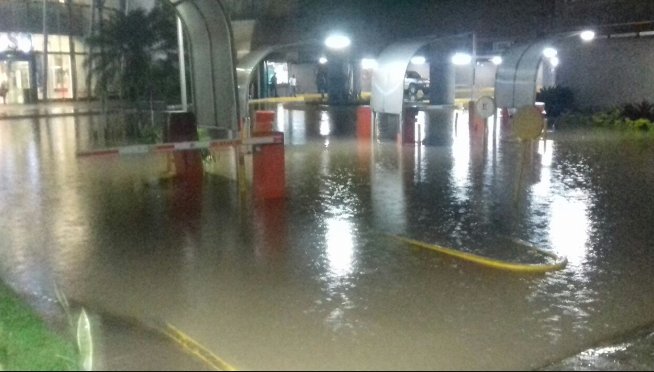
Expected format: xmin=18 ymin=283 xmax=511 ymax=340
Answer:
xmin=85 ymin=4 xmax=180 ymax=104
xmin=84 ymin=4 xmax=181 ymax=142
xmin=85 ymin=8 xmax=157 ymax=102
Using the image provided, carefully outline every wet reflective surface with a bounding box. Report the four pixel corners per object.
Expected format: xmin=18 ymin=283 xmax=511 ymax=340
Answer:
xmin=1 ymin=107 xmax=654 ymax=370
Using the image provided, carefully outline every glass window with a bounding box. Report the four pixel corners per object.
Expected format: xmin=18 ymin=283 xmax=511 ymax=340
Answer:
xmin=48 ymin=54 xmax=72 ymax=99
xmin=265 ymin=62 xmax=289 ymax=84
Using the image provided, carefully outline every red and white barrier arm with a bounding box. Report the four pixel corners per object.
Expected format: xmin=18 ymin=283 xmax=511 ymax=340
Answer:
xmin=76 ymin=134 xmax=281 ymax=158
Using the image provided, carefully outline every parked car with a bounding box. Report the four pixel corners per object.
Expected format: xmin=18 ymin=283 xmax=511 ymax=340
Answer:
xmin=404 ymin=70 xmax=430 ymax=100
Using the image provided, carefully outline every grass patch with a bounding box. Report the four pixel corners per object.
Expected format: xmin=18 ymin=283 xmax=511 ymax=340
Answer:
xmin=0 ymin=285 xmax=78 ymax=371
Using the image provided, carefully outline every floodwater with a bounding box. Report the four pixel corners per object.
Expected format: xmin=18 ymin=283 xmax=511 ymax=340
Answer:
xmin=1 ymin=105 xmax=654 ymax=370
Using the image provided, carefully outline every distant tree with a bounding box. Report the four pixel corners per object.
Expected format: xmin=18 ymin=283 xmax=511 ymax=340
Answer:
xmin=536 ymin=86 xmax=574 ymax=118
xmin=148 ymin=2 xmax=181 ymax=103
xmin=85 ymin=4 xmax=179 ymax=104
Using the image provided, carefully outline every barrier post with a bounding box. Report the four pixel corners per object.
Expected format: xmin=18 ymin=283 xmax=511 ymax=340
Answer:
xmin=167 ymin=111 xmax=203 ymax=180
xmin=254 ymin=110 xmax=276 ymax=134
xmin=468 ymin=101 xmax=487 ymax=144
xmin=252 ymin=132 xmax=285 ymax=200
xmin=251 ymin=110 xmax=285 ymax=200
xmin=402 ymin=107 xmax=418 ymax=144
xmin=356 ymin=106 xmax=372 ymax=141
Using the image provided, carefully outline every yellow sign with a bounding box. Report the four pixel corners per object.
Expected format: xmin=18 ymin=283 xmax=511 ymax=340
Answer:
xmin=513 ymin=106 xmax=544 ymax=140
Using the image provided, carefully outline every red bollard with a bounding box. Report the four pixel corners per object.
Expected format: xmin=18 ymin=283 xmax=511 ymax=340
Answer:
xmin=356 ymin=106 xmax=372 ymax=141
xmin=501 ymin=107 xmax=510 ymax=128
xmin=468 ymin=101 xmax=487 ymax=133
xmin=402 ymin=108 xmax=418 ymax=144
xmin=254 ymin=110 xmax=276 ymax=134
xmin=167 ymin=111 xmax=203 ymax=180
xmin=252 ymin=132 xmax=286 ymax=200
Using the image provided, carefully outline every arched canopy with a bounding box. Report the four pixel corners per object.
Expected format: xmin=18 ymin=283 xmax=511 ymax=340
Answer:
xmin=371 ymin=34 xmax=469 ymax=115
xmin=495 ymin=32 xmax=580 ymax=109
xmin=170 ymin=0 xmax=239 ymax=133
xmin=236 ymin=46 xmax=276 ymax=121
xmin=371 ymin=37 xmax=434 ymax=115
xmin=236 ymin=42 xmax=317 ymax=121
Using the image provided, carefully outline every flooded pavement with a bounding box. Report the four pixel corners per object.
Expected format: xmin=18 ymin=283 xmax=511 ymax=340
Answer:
xmin=543 ymin=327 xmax=654 ymax=371
xmin=1 ymin=105 xmax=654 ymax=370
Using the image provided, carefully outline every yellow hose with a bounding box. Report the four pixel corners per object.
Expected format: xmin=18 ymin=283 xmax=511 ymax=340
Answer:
xmin=390 ymin=235 xmax=567 ymax=273
xmin=164 ymin=323 xmax=237 ymax=371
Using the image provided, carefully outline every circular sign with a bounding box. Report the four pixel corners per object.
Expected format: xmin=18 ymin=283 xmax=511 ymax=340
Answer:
xmin=475 ymin=96 xmax=496 ymax=119
xmin=513 ymin=106 xmax=544 ymax=140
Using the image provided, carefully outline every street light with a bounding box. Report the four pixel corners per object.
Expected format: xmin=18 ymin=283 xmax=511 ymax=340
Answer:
xmin=325 ymin=34 xmax=351 ymax=50
xmin=491 ymin=56 xmax=503 ymax=65
xmin=451 ymin=52 xmax=472 ymax=65
xmin=361 ymin=58 xmax=378 ymax=69
xmin=580 ymin=30 xmax=596 ymax=42
xmin=410 ymin=56 xmax=426 ymax=65
xmin=542 ymin=47 xmax=558 ymax=59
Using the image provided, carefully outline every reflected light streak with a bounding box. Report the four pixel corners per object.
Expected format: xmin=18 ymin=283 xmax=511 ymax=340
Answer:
xmin=532 ymin=140 xmax=554 ymax=197
xmin=550 ymin=195 xmax=590 ymax=267
xmin=290 ymin=110 xmax=306 ymax=144
xmin=416 ymin=111 xmax=426 ymax=143
xmin=276 ymin=104 xmax=286 ymax=132
xmin=326 ymin=218 xmax=355 ymax=277
xmin=27 ymin=141 xmax=40 ymax=188
xmin=319 ymin=111 xmax=331 ymax=136
xmin=450 ymin=109 xmax=470 ymax=197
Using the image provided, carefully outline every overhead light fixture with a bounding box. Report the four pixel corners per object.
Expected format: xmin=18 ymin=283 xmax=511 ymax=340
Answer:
xmin=580 ymin=30 xmax=596 ymax=42
xmin=542 ymin=47 xmax=558 ymax=59
xmin=410 ymin=56 xmax=426 ymax=65
xmin=491 ymin=56 xmax=503 ymax=65
xmin=550 ymin=56 xmax=560 ymax=67
xmin=319 ymin=57 xmax=328 ymax=64
xmin=325 ymin=34 xmax=351 ymax=50
xmin=451 ymin=52 xmax=472 ymax=65
xmin=361 ymin=58 xmax=378 ymax=69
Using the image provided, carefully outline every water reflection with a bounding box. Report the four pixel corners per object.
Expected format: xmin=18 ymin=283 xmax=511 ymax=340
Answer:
xmin=2 ymin=109 xmax=654 ymax=369
xmin=319 ymin=111 xmax=331 ymax=136
xmin=325 ymin=218 xmax=355 ymax=277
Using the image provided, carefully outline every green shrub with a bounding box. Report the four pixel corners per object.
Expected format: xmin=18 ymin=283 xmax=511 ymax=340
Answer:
xmin=621 ymin=100 xmax=654 ymax=122
xmin=591 ymin=109 xmax=623 ymax=128
xmin=0 ymin=286 xmax=78 ymax=371
xmin=536 ymin=86 xmax=575 ymax=118
xmin=624 ymin=118 xmax=654 ymax=131
xmin=549 ymin=100 xmax=654 ymax=133
xmin=555 ymin=112 xmax=593 ymax=129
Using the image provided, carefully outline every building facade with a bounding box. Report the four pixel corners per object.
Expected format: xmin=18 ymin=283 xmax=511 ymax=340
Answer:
xmin=0 ymin=0 xmax=126 ymax=103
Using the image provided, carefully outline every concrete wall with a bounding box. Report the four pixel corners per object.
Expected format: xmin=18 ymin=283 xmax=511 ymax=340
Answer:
xmin=557 ymin=37 xmax=654 ymax=109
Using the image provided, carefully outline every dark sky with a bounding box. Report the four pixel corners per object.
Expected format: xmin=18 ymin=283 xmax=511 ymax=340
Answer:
xmin=253 ymin=0 xmax=552 ymax=53
xmin=248 ymin=0 xmax=654 ymax=53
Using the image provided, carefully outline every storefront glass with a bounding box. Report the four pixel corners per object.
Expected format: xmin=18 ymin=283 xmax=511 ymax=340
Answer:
xmin=0 ymin=59 xmax=31 ymax=104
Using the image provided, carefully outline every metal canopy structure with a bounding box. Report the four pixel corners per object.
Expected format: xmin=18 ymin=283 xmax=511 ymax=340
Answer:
xmin=170 ymin=0 xmax=239 ymax=134
xmin=494 ymin=39 xmax=553 ymax=109
xmin=495 ymin=32 xmax=580 ymax=109
xmin=236 ymin=42 xmax=317 ymax=121
xmin=236 ymin=46 xmax=276 ymax=122
xmin=371 ymin=34 xmax=468 ymax=115
xmin=371 ymin=37 xmax=435 ymax=115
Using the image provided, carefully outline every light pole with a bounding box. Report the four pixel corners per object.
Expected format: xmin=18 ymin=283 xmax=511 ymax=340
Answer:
xmin=324 ymin=33 xmax=352 ymax=104
xmin=42 ymin=0 xmax=48 ymax=101
xmin=177 ymin=17 xmax=187 ymax=111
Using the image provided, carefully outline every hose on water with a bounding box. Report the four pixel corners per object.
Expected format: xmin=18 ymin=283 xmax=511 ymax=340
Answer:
xmin=390 ymin=235 xmax=567 ymax=273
